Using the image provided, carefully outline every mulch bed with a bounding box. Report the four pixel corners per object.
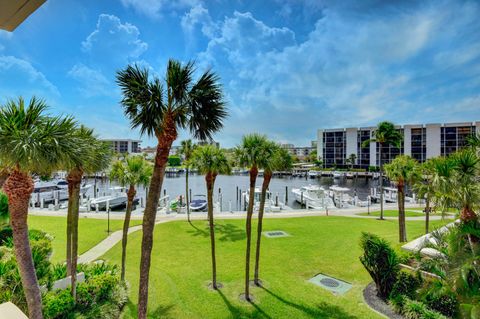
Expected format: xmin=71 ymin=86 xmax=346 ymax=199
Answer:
xmin=363 ymin=282 xmax=404 ymax=319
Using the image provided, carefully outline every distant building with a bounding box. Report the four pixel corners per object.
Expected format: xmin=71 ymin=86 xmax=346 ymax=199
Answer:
xmin=317 ymin=121 xmax=480 ymax=169
xmin=281 ymin=143 xmax=315 ymax=160
xmin=102 ymin=139 xmax=141 ymax=154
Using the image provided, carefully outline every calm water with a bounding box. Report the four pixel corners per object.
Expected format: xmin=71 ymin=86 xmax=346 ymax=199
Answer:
xmin=86 ymin=173 xmax=381 ymax=211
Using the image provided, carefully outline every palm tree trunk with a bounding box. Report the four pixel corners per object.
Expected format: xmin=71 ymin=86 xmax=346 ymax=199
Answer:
xmin=138 ymin=123 xmax=176 ymax=319
xmin=67 ymin=168 xmax=82 ymax=300
xmin=186 ymin=167 xmax=190 ymax=222
xmin=244 ymin=165 xmax=258 ymax=301
xmin=66 ymin=193 xmax=73 ymax=277
xmin=254 ymin=171 xmax=271 ymax=286
xmin=379 ymin=145 xmax=384 ymax=220
xmin=425 ymin=196 xmax=430 ymax=234
xmin=3 ymin=170 xmax=43 ymax=319
xmin=121 ymin=185 xmax=136 ymax=281
xmin=206 ymin=172 xmax=217 ymax=289
xmin=398 ymin=182 xmax=407 ymax=242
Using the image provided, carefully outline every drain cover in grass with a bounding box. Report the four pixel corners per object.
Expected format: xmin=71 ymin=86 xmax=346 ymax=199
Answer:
xmin=263 ymin=230 xmax=289 ymax=238
xmin=309 ymin=273 xmax=352 ymax=295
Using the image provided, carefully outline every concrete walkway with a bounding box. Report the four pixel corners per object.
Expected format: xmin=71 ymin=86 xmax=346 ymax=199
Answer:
xmin=56 ymin=203 xmax=453 ymax=264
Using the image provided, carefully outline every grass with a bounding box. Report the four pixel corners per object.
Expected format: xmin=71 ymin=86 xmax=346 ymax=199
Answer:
xmin=356 ymin=210 xmax=426 ymax=217
xmin=28 ymin=215 xmax=142 ymax=263
xmin=100 ymin=216 xmax=450 ymax=319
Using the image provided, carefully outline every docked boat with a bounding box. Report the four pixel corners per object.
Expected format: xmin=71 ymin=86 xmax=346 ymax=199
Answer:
xmin=31 ymin=179 xmax=92 ymax=204
xmin=332 ymin=171 xmax=343 ymax=179
xmin=329 ymin=186 xmax=353 ymax=208
xmin=292 ymin=185 xmax=335 ymax=209
xmin=244 ymin=187 xmax=283 ymax=212
xmin=308 ymin=170 xmax=319 ymax=178
xmin=90 ymin=187 xmax=129 ymax=210
xmin=345 ymin=172 xmax=354 ymax=179
xmin=190 ymin=194 xmax=207 ymax=211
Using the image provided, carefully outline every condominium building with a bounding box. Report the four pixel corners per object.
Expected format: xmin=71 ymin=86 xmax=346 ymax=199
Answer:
xmin=102 ymin=139 xmax=141 ymax=154
xmin=317 ymin=121 xmax=480 ymax=168
xmin=281 ymin=144 xmax=315 ymax=160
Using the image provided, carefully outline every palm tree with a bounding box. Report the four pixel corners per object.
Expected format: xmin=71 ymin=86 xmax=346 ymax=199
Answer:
xmin=0 ymin=166 xmax=9 ymax=189
xmin=346 ymin=153 xmax=357 ymax=169
xmin=110 ymin=155 xmax=152 ymax=281
xmin=234 ymin=134 xmax=268 ymax=301
xmin=414 ymin=158 xmax=437 ymax=234
xmin=254 ymin=144 xmax=292 ymax=286
xmin=384 ymin=155 xmax=420 ymax=242
xmin=191 ymin=145 xmax=230 ymax=289
xmin=449 ymin=149 xmax=479 ymax=223
xmin=116 ymin=60 xmax=226 ymax=318
xmin=64 ymin=126 xmax=111 ymax=300
xmin=179 ymin=139 xmax=194 ymax=222
xmin=362 ymin=122 xmax=403 ymax=220
xmin=0 ymin=97 xmax=78 ymax=319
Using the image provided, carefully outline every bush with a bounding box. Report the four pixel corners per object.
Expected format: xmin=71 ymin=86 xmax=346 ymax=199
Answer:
xmin=402 ymin=299 xmax=447 ymax=319
xmin=359 ymin=232 xmax=399 ymax=299
xmin=390 ymin=271 xmax=422 ymax=300
xmin=43 ymin=289 xmax=75 ymax=319
xmin=420 ymin=283 xmax=458 ymax=318
xmin=168 ymin=155 xmax=181 ymax=166
xmin=76 ymin=273 xmax=119 ymax=310
xmin=0 ymin=191 xmax=8 ymax=228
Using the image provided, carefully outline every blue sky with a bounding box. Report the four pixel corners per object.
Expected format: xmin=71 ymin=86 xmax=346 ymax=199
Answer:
xmin=0 ymin=0 xmax=479 ymax=147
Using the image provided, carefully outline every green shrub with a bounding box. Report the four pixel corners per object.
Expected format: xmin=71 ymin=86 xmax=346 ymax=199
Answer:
xmin=43 ymin=289 xmax=75 ymax=319
xmin=423 ymin=290 xmax=458 ymax=318
xmin=402 ymin=299 xmax=447 ymax=319
xmin=78 ymin=261 xmax=118 ymax=280
xmin=76 ymin=273 xmax=119 ymax=310
xmin=389 ymin=294 xmax=406 ymax=313
xmin=390 ymin=271 xmax=422 ymax=300
xmin=0 ymin=192 xmax=8 ymax=228
xmin=51 ymin=263 xmax=67 ymax=281
xmin=168 ymin=155 xmax=181 ymax=166
xmin=359 ymin=232 xmax=399 ymax=299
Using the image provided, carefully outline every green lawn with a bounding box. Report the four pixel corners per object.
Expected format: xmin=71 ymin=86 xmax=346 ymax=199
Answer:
xmin=28 ymin=215 xmax=142 ymax=263
xmin=100 ymin=216 xmax=449 ymax=319
xmin=356 ymin=209 xmax=426 ymax=217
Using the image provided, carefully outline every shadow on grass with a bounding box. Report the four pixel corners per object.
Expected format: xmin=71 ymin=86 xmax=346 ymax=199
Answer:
xmin=262 ymin=287 xmax=359 ymax=319
xmin=125 ymin=300 xmax=174 ymax=319
xmin=216 ymin=290 xmax=271 ymax=319
xmin=187 ymin=222 xmax=246 ymax=242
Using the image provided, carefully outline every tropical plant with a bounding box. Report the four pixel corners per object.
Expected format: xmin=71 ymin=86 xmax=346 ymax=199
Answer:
xmin=384 ymin=155 xmax=420 ymax=242
xmin=362 ymin=122 xmax=403 ymax=220
xmin=0 ymin=191 xmax=8 ymax=228
xmin=191 ymin=145 xmax=230 ymax=289
xmin=110 ymin=155 xmax=152 ymax=281
xmin=449 ymin=149 xmax=479 ymax=223
xmin=0 ymin=97 xmax=78 ymax=318
xmin=179 ymin=139 xmax=194 ymax=222
xmin=0 ymin=166 xmax=8 ymax=190
xmin=234 ymin=134 xmax=268 ymax=301
xmin=359 ymin=232 xmax=399 ymax=299
xmin=254 ymin=143 xmax=292 ymax=286
xmin=346 ymin=153 xmax=357 ymax=169
xmin=414 ymin=159 xmax=437 ymax=234
xmin=116 ymin=60 xmax=226 ymax=318
xmin=64 ymin=126 xmax=111 ymax=300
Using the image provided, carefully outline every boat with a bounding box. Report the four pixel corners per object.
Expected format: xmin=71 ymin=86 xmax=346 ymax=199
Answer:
xmin=291 ymin=185 xmax=335 ymax=209
xmin=31 ymin=179 xmax=92 ymax=204
xmin=329 ymin=186 xmax=353 ymax=208
xmin=345 ymin=172 xmax=354 ymax=179
xmin=90 ymin=187 xmax=128 ymax=210
xmin=190 ymin=194 xmax=207 ymax=211
xmin=333 ymin=171 xmax=343 ymax=179
xmin=308 ymin=170 xmax=318 ymax=178
xmin=244 ymin=187 xmax=284 ymax=212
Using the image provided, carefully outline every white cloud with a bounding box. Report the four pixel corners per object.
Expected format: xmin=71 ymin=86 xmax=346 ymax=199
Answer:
xmin=68 ymin=63 xmax=112 ymax=97
xmin=82 ymin=14 xmax=148 ymax=61
xmin=0 ymin=55 xmax=59 ymax=98
xmin=120 ymin=0 xmax=199 ymax=19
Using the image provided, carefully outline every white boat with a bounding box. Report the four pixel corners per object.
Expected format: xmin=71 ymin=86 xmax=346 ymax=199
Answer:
xmin=345 ymin=172 xmax=354 ymax=179
xmin=31 ymin=179 xmax=92 ymax=204
xmin=292 ymin=185 xmax=335 ymax=209
xmin=308 ymin=170 xmax=318 ymax=178
xmin=333 ymin=171 xmax=343 ymax=179
xmin=244 ymin=187 xmax=283 ymax=212
xmin=90 ymin=187 xmax=129 ymax=210
xmin=329 ymin=186 xmax=353 ymax=208
xmin=190 ymin=194 xmax=207 ymax=211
